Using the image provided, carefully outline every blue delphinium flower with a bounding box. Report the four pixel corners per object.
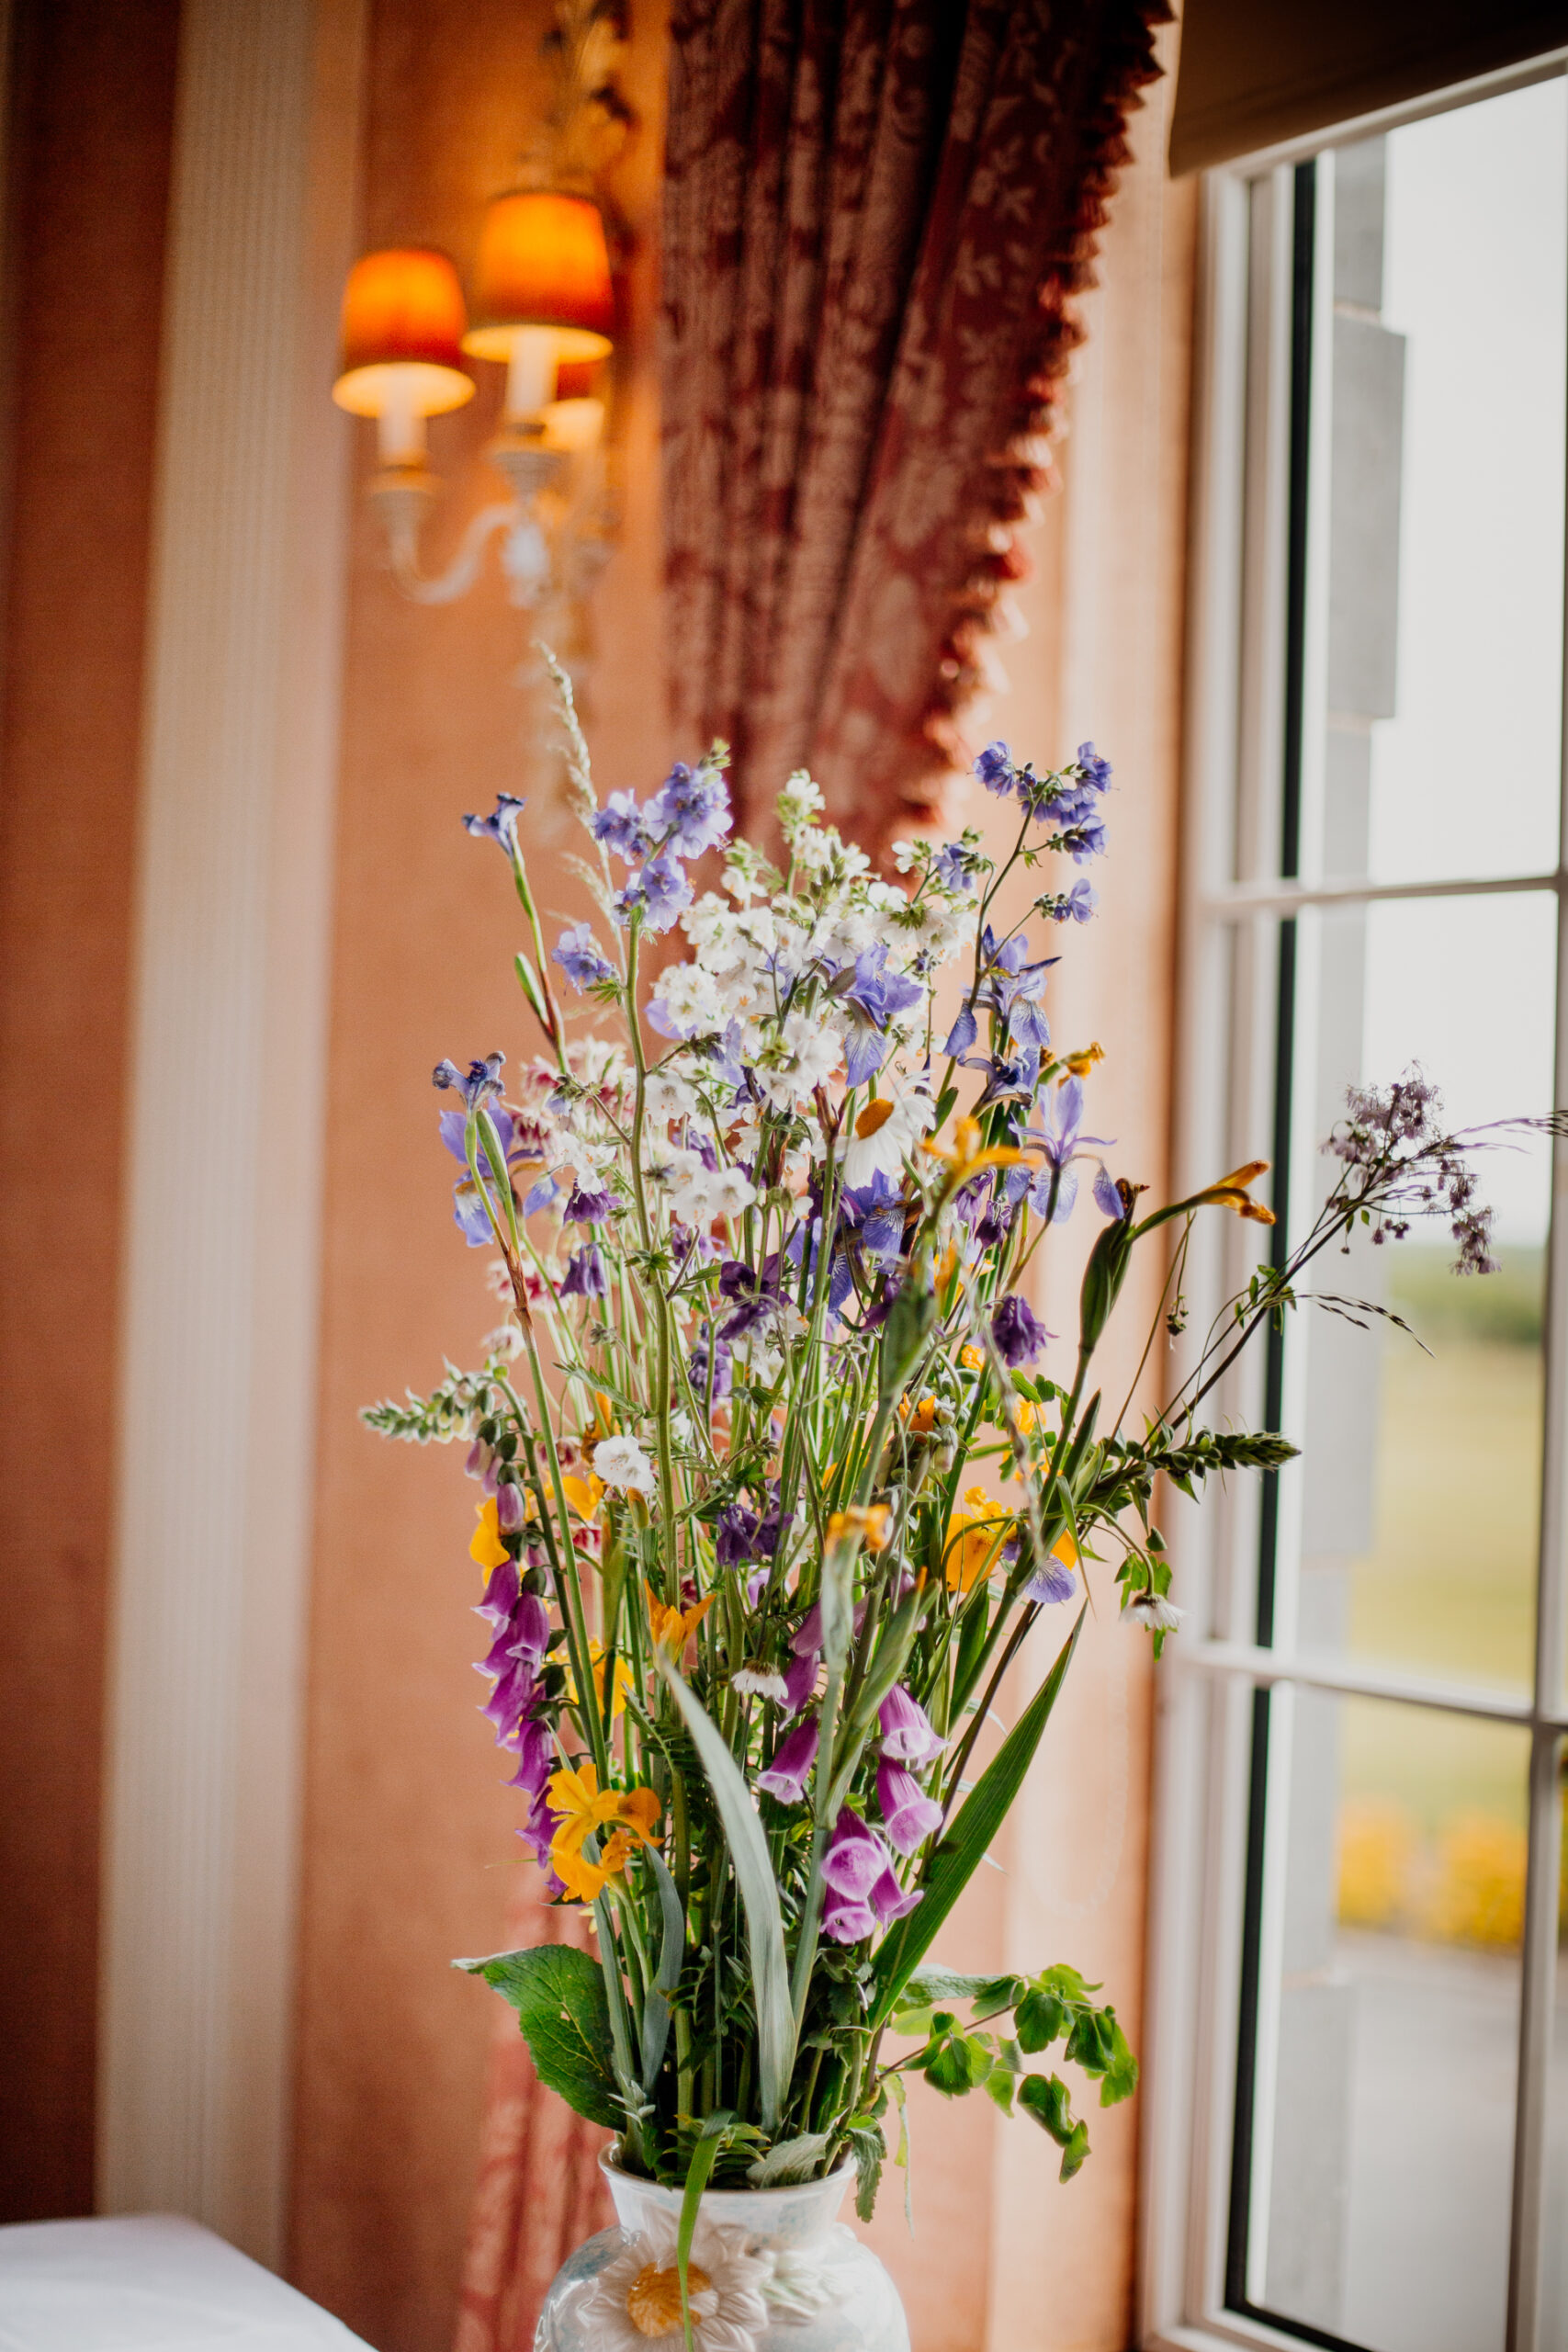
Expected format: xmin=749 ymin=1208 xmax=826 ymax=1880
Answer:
xmin=592 ymin=788 xmax=652 ymax=863
xmin=841 ymin=943 xmax=923 ymax=1085
xmin=1077 ymin=741 xmax=1112 ymax=790
xmin=934 ymin=839 xmax=983 ymax=893
xmin=1046 ymin=878 xmax=1099 ymax=923
xmin=992 ymin=1292 xmax=1051 ymax=1366
xmin=551 ymin=923 xmax=615 ymax=989
xmin=462 ymin=793 xmax=525 ymax=850
xmin=975 ymin=741 xmax=1015 ymax=796
xmin=648 ymin=758 xmax=731 ymax=857
xmin=630 ymin=851 xmax=693 ymax=933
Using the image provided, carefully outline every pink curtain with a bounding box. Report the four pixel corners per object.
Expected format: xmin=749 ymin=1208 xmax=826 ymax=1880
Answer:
xmin=662 ymin=0 xmax=1170 ymax=856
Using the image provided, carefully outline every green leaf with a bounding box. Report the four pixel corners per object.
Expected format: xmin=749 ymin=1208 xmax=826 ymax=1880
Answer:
xmin=886 ymin=2071 xmax=913 ymax=2233
xmin=655 ymin=1652 xmax=795 ymax=2133
xmin=922 ymin=2029 xmax=992 ymax=2096
xmin=455 ymin=1944 xmax=618 ymax=2130
xmin=679 ymin=2116 xmax=732 ymax=2352
xmin=747 ymin=2131 xmax=833 ymax=2188
xmin=899 ymin=1965 xmax=1024 ymax=2014
xmin=1015 ymin=1988 xmax=1068 ymax=2052
xmin=846 ymin=2120 xmax=886 ymax=2222
xmin=868 ymin=1607 xmax=1086 ymax=2026
xmin=1019 ymin=2072 xmax=1091 ymax=2181
xmin=638 ymin=1841 xmax=687 ymax=2090
xmin=513 ymin=950 xmax=551 ymax=1036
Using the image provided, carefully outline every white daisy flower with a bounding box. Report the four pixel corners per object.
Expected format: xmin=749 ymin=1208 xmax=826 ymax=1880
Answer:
xmin=573 ymin=2207 xmax=770 ymax=2352
xmin=841 ymin=1077 xmax=936 ymax=1189
xmin=593 ymin=1436 xmax=657 ymax=1498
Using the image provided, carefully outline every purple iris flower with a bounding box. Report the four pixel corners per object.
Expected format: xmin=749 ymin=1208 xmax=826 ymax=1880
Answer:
xmin=944 ymin=1003 xmax=980 ymax=1058
xmin=820 ymin=1809 xmax=887 ymax=1900
xmin=975 ymin=741 xmax=1015 ymax=796
xmin=876 ymin=1759 xmax=943 ymax=1856
xmin=987 ymin=933 xmax=1053 ymax=1051
xmin=756 ymin=1713 xmax=819 ymax=1804
xmin=523 ymin=1171 xmax=561 ymax=1216
xmin=846 ymin=943 xmax=923 ymax=1033
xmin=992 ymin=1292 xmax=1051 ymax=1366
xmin=647 ymin=759 xmax=731 ymax=857
xmin=1094 ymin=1164 xmax=1128 ymax=1219
xmin=1021 ymin=1078 xmax=1111 ymax=1227
xmin=434 ymin=1051 xmax=505 ymax=1109
xmin=462 ymin=793 xmax=525 ymax=851
xmin=591 ymin=789 xmax=652 ymax=863
xmin=840 ymin=1171 xmax=906 ymax=1266
xmin=551 ymin=923 xmax=615 ymax=989
xmin=879 ymin=1683 xmax=945 ymax=1764
xmin=560 ymin=1243 xmax=608 ymax=1298
xmin=564 ymin=1183 xmax=615 ymax=1225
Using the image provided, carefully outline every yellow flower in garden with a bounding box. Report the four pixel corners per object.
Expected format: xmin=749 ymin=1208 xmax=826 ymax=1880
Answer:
xmin=826 ymin=1503 xmax=893 ymax=1553
xmin=645 ymin=1581 xmax=716 ymax=1653
xmin=898 ymin=1394 xmax=939 ymax=1433
xmin=565 ymin=1639 xmax=636 ymax=1719
xmin=960 ymin=1344 xmax=984 ymax=1371
xmin=548 ymin=1764 xmax=662 ymax=1903
xmin=470 ymin=1498 xmax=509 ymax=1571
xmin=561 ymin=1472 xmax=604 ymax=1521
xmin=944 ymin=1487 xmax=1014 ymax=1593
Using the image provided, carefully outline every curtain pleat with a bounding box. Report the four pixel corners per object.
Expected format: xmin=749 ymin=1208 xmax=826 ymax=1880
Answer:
xmin=663 ymin=0 xmax=1171 ymax=855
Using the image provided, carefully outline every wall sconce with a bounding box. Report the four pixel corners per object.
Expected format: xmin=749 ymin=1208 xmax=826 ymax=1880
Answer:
xmin=331 ymin=2 xmax=628 ymax=620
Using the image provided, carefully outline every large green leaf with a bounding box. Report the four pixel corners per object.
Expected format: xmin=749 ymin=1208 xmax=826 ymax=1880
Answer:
xmin=867 ymin=1606 xmax=1085 ymax=2028
xmin=655 ymin=1653 xmax=795 ymax=2133
xmin=455 ymin=1943 xmax=620 ymax=2130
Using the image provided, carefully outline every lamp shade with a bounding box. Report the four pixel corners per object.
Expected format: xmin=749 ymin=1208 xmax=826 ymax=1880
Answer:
xmin=463 ymin=191 xmax=615 ymax=363
xmin=333 ymin=246 xmax=475 ymax=418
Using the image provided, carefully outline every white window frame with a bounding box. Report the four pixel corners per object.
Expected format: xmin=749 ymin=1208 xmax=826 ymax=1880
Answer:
xmin=1140 ymin=49 xmax=1568 ymax=2352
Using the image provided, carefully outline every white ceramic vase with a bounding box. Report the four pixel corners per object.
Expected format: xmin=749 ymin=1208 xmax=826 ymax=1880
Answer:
xmin=534 ymin=2154 xmax=909 ymax=2352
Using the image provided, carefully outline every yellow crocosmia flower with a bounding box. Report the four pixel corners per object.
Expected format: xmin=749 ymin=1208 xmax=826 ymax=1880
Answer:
xmin=1063 ymin=1042 xmax=1105 ymax=1080
xmin=898 ymin=1395 xmax=939 ymax=1433
xmin=547 ymin=1762 xmax=664 ymax=1903
xmin=943 ymin=1491 xmax=1015 ymax=1594
xmin=553 ymin=1843 xmax=609 ymax=1903
xmin=959 ymin=1344 xmax=984 ymax=1372
xmin=826 ymin=1502 xmax=893 ymax=1553
xmin=564 ymin=1641 xmax=636 ymax=1718
xmin=470 ymin=1498 xmax=510 ymax=1572
xmin=644 ymin=1581 xmax=715 ymax=1653
xmin=560 ymin=1472 xmax=604 ymax=1521
xmin=1195 ymin=1160 xmax=1275 ymax=1225
xmin=617 ymin=1785 xmax=663 ymax=1840
xmin=1051 ymin=1525 xmax=1078 ymax=1570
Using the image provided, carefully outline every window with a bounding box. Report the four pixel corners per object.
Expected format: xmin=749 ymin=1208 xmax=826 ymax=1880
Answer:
xmin=1145 ymin=57 xmax=1568 ymax=2352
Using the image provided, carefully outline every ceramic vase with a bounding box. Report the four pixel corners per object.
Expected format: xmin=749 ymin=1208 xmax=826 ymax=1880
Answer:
xmin=533 ymin=2154 xmax=909 ymax=2351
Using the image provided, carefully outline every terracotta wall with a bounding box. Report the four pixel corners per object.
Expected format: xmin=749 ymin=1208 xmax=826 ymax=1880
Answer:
xmin=0 ymin=0 xmax=179 ymax=2225
xmin=288 ymin=5 xmax=670 ymax=2346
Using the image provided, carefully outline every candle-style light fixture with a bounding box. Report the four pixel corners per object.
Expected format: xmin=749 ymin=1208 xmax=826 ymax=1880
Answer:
xmin=332 ymin=0 xmax=629 ymax=621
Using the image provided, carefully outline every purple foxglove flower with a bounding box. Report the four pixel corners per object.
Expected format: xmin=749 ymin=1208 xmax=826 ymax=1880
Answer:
xmin=591 ymin=788 xmax=652 ymax=863
xmin=791 ymin=1596 xmax=865 ymax=1656
xmin=550 ymin=922 xmax=615 ymax=990
xmin=878 ymin=1683 xmax=945 ymax=1764
xmin=495 ymin=1479 xmax=525 ymax=1533
xmin=648 ymin=759 xmax=731 ymax=857
xmin=992 ymin=1291 xmax=1051 ymax=1367
xmin=756 ymin=1713 xmax=819 ymax=1804
xmin=867 ymin=1860 xmax=923 ymax=1926
xmin=779 ymin=1647 xmax=818 ymax=1717
xmin=564 ymin=1183 xmax=615 ymax=1225
xmin=560 ymin=1243 xmax=608 ymax=1299
xmin=517 ymin=1784 xmax=560 ymax=1871
xmin=820 ymin=1808 xmax=888 ymax=1902
xmin=820 ymin=1895 xmax=878 ymax=1944
xmin=503 ymin=1715 xmax=553 ymax=1801
xmin=462 ymin=793 xmax=525 ymax=850
xmin=636 ymin=852 xmax=693 ymax=933
xmin=504 ymin=1590 xmax=551 ymax=1667
xmin=481 ymin=1659 xmax=540 ymax=1741
xmin=475 ymin=1556 xmax=519 ymax=1624
xmin=877 ymin=1759 xmax=942 ymax=1857
xmin=975 ymin=741 xmax=1015 ymax=796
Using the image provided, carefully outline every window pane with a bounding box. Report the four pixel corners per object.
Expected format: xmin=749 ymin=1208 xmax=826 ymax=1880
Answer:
xmin=1544 ymin=1743 xmax=1568 ymax=2348
xmin=1241 ymin=1695 xmax=1527 ymax=2350
xmin=1306 ymin=81 xmax=1566 ymax=889
xmin=1288 ymin=894 xmax=1553 ymax=1691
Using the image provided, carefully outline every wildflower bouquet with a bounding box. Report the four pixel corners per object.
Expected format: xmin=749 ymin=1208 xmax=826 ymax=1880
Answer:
xmin=365 ymin=672 xmax=1520 ymax=2239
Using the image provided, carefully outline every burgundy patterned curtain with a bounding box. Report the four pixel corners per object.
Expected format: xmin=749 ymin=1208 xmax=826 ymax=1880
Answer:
xmin=661 ymin=0 xmax=1170 ymax=854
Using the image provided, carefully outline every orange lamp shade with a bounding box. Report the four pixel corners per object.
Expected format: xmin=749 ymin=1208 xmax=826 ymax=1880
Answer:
xmin=333 ymin=246 xmax=475 ymax=419
xmin=464 ymin=192 xmax=615 ymax=363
